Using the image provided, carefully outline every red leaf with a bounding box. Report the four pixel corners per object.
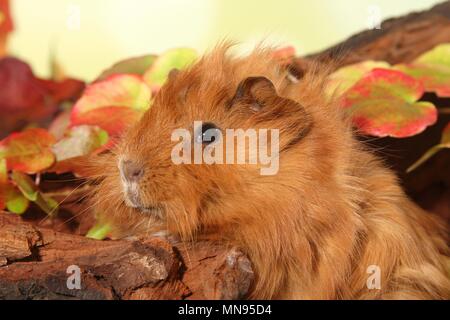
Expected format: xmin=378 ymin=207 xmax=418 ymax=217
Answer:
xmin=0 ymin=0 xmax=13 ymax=35
xmin=0 ymin=0 xmax=13 ymax=57
xmin=0 ymin=57 xmax=58 ymax=138
xmin=71 ymin=106 xmax=142 ymax=140
xmin=0 ymin=128 xmax=56 ymax=173
xmin=71 ymin=74 xmax=151 ymax=119
xmin=395 ymin=44 xmax=450 ymax=98
xmin=342 ymin=68 xmax=437 ymax=138
xmin=37 ymin=77 xmax=85 ymax=104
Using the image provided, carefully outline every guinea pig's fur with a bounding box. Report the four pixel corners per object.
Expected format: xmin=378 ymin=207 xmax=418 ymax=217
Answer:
xmin=91 ymin=44 xmax=450 ymax=299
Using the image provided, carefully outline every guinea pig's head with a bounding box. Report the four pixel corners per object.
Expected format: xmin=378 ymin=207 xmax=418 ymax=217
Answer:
xmin=94 ymin=45 xmax=329 ymax=240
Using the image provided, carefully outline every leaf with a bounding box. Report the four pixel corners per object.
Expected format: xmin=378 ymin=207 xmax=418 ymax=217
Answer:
xmin=143 ymin=48 xmax=197 ymax=90
xmin=0 ymin=157 xmax=6 ymax=209
xmin=5 ymin=185 xmax=29 ymax=214
xmin=342 ymin=68 xmax=437 ymax=138
xmin=71 ymin=74 xmax=151 ymax=118
xmin=86 ymin=221 xmax=112 ymax=240
xmin=0 ymin=0 xmax=13 ymax=57
xmin=0 ymin=160 xmax=30 ymax=214
xmin=407 ymin=122 xmax=450 ymax=172
xmin=97 ymin=54 xmax=157 ymax=81
xmin=52 ymin=125 xmax=108 ymax=162
xmin=71 ymin=106 xmax=142 ymax=139
xmin=327 ymin=61 xmax=391 ymax=97
xmin=0 ymin=128 xmax=56 ymax=173
xmin=48 ymin=109 xmax=72 ymax=140
xmin=0 ymin=57 xmax=59 ymax=138
xmin=10 ymin=171 xmax=38 ymax=201
xmin=37 ymin=78 xmax=85 ymax=103
xmin=10 ymin=171 xmax=58 ymax=216
xmin=395 ymin=43 xmax=450 ymax=97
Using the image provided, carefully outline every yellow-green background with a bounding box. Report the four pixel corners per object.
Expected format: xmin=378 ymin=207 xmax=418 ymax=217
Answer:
xmin=8 ymin=0 xmax=443 ymax=80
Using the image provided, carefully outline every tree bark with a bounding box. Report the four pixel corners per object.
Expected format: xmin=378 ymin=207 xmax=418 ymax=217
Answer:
xmin=306 ymin=1 xmax=450 ymax=67
xmin=0 ymin=213 xmax=253 ymax=300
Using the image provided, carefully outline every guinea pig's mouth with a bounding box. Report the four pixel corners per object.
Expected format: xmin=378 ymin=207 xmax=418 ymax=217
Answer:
xmin=122 ymin=190 xmax=165 ymax=219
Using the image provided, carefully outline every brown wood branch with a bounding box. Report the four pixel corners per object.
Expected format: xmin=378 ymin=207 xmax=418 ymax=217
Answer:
xmin=304 ymin=1 xmax=450 ymax=67
xmin=0 ymin=213 xmax=254 ymax=299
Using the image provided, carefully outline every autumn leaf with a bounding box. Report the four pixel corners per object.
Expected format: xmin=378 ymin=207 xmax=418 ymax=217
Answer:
xmin=0 ymin=0 xmax=13 ymax=57
xmin=143 ymin=48 xmax=197 ymax=91
xmin=341 ymin=68 xmax=437 ymax=138
xmin=0 ymin=157 xmax=6 ymax=209
xmin=71 ymin=106 xmax=142 ymax=141
xmin=37 ymin=78 xmax=85 ymax=104
xmin=5 ymin=185 xmax=29 ymax=214
xmin=407 ymin=122 xmax=450 ymax=172
xmin=97 ymin=54 xmax=157 ymax=81
xmin=52 ymin=125 xmax=108 ymax=161
xmin=48 ymin=109 xmax=72 ymax=140
xmin=395 ymin=43 xmax=450 ymax=97
xmin=327 ymin=60 xmax=391 ymax=97
xmin=71 ymin=74 xmax=151 ymax=118
xmin=0 ymin=57 xmax=58 ymax=137
xmin=86 ymin=221 xmax=112 ymax=240
xmin=0 ymin=128 xmax=56 ymax=174
xmin=0 ymin=159 xmax=29 ymax=214
xmin=10 ymin=171 xmax=58 ymax=216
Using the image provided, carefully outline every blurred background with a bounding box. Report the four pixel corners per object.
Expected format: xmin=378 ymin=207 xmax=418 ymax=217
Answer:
xmin=7 ymin=0 xmax=443 ymax=80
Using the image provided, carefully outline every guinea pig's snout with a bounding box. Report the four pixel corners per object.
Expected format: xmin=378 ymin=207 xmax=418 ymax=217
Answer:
xmin=119 ymin=159 xmax=144 ymax=182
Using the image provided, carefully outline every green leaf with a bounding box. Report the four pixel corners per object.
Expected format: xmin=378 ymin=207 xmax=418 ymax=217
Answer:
xmin=0 ymin=158 xmax=7 ymax=210
xmin=5 ymin=186 xmax=29 ymax=215
xmin=10 ymin=171 xmax=59 ymax=216
xmin=342 ymin=68 xmax=437 ymax=138
xmin=143 ymin=48 xmax=197 ymax=89
xmin=395 ymin=43 xmax=450 ymax=97
xmin=407 ymin=122 xmax=450 ymax=172
xmin=327 ymin=60 xmax=391 ymax=97
xmin=86 ymin=221 xmax=112 ymax=240
xmin=0 ymin=128 xmax=56 ymax=174
xmin=97 ymin=54 xmax=157 ymax=81
xmin=71 ymin=74 xmax=151 ymax=118
xmin=11 ymin=171 xmax=38 ymax=201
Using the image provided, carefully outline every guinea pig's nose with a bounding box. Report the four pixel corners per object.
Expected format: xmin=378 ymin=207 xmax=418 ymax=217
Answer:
xmin=120 ymin=160 xmax=144 ymax=182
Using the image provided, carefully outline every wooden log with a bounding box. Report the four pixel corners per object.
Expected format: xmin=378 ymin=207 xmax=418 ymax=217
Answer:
xmin=0 ymin=213 xmax=254 ymax=300
xmin=306 ymin=1 xmax=450 ymax=67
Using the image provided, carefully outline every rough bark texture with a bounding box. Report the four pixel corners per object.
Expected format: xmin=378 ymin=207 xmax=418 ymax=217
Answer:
xmin=0 ymin=213 xmax=253 ymax=300
xmin=1 ymin=1 xmax=450 ymax=300
xmin=306 ymin=1 xmax=450 ymax=67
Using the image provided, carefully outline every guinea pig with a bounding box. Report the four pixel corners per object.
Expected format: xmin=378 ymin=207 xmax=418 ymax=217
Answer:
xmin=90 ymin=44 xmax=450 ymax=299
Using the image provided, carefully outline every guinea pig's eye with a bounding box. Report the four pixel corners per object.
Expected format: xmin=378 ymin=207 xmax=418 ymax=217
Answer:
xmin=195 ymin=122 xmax=221 ymax=145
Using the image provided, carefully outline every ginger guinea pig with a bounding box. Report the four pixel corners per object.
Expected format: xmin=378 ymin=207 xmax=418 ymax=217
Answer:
xmin=91 ymin=45 xmax=450 ymax=299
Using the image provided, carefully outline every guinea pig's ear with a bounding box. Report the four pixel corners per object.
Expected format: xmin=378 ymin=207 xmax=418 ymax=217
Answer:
xmin=229 ymin=76 xmax=313 ymax=151
xmin=228 ymin=76 xmax=277 ymax=111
